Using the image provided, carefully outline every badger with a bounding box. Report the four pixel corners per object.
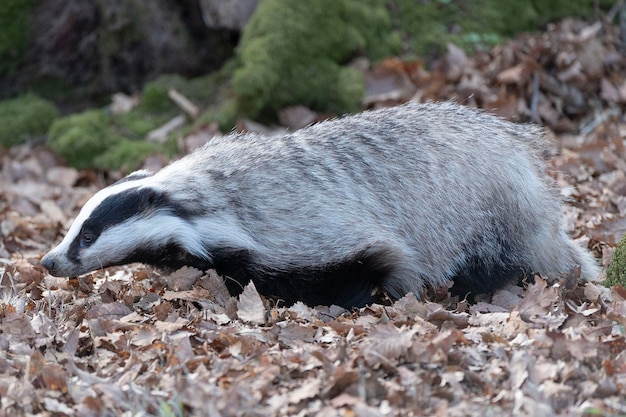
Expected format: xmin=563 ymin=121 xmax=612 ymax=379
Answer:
xmin=41 ymin=101 xmax=599 ymax=308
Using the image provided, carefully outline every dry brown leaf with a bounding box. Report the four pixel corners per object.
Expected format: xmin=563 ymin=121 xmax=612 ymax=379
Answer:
xmin=362 ymin=323 xmax=416 ymax=367
xmin=601 ymin=78 xmax=624 ymax=103
xmin=391 ymin=292 xmax=428 ymax=320
xmin=497 ymin=64 xmax=526 ymax=84
xmin=165 ymin=266 xmax=204 ymax=291
xmin=237 ymin=281 xmax=266 ymax=324
xmin=14 ymin=259 xmax=44 ymax=285
xmin=39 ymin=364 xmax=68 ymax=393
xmin=278 ymin=322 xmax=317 ymax=345
xmin=45 ymin=166 xmax=79 ymax=188
xmin=426 ymin=304 xmax=470 ymax=328
xmin=3 ymin=312 xmax=36 ymax=339
xmin=26 ymin=350 xmax=46 ymax=380
xmin=199 ymin=270 xmax=235 ymax=307
xmin=518 ymin=278 xmax=559 ymax=317
xmin=85 ymin=302 xmax=133 ymax=320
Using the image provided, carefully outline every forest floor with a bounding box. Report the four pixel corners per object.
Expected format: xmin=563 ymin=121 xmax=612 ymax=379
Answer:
xmin=1 ymin=18 xmax=626 ymax=417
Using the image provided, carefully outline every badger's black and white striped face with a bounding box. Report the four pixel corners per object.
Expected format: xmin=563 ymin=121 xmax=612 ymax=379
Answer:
xmin=40 ymin=171 xmax=209 ymax=277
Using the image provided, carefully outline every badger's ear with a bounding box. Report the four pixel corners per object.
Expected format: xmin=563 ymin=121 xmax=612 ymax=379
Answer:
xmin=139 ymin=187 xmax=166 ymax=210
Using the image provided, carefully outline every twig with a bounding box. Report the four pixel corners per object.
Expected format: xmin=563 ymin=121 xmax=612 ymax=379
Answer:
xmin=147 ymin=115 xmax=186 ymax=143
xmin=168 ymin=88 xmax=199 ymax=119
xmin=530 ymin=71 xmax=540 ymax=123
xmin=579 ymin=107 xmax=621 ymax=136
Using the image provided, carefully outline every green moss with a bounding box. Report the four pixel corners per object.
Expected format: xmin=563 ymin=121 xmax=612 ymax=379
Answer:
xmin=193 ymin=98 xmax=239 ymax=133
xmin=140 ymin=65 xmax=235 ymax=111
xmin=0 ymin=94 xmax=59 ymax=147
xmin=115 ymin=108 xmax=176 ymax=138
xmin=182 ymin=67 xmax=236 ymax=107
xmin=94 ymin=139 xmax=162 ymax=171
xmin=47 ymin=102 xmax=176 ymax=171
xmin=0 ymin=0 xmax=37 ymax=75
xmin=114 ymin=113 xmax=157 ymax=138
xmin=606 ymin=236 xmax=626 ymax=288
xmin=48 ymin=110 xmax=126 ymax=169
xmin=233 ymin=0 xmax=400 ymax=118
xmin=138 ymin=83 xmax=174 ymax=114
xmin=140 ymin=63 xmax=240 ymax=134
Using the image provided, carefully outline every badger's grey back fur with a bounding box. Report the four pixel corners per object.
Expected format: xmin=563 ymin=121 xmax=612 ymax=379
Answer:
xmin=41 ymin=102 xmax=599 ymax=308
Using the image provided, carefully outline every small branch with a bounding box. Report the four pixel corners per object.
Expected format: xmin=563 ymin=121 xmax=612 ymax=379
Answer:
xmin=168 ymin=88 xmax=199 ymax=119
xmin=147 ymin=115 xmax=186 ymax=143
xmin=530 ymin=71 xmax=540 ymax=123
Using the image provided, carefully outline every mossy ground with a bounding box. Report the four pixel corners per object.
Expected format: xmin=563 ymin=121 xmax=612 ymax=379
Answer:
xmin=47 ymin=106 xmax=179 ymax=172
xmin=0 ymin=94 xmax=59 ymax=147
xmin=47 ymin=110 xmax=123 ymax=170
xmin=46 ymin=68 xmax=235 ymax=171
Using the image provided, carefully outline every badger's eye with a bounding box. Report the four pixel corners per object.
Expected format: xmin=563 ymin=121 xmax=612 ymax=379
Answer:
xmin=80 ymin=230 xmax=95 ymax=247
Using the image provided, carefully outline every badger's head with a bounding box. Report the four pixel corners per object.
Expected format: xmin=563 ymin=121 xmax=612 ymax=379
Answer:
xmin=41 ymin=171 xmax=210 ymax=277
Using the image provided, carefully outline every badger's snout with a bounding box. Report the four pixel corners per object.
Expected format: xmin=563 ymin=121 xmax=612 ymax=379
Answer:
xmin=40 ymin=254 xmax=54 ymax=273
xmin=40 ymin=251 xmax=79 ymax=277
xmin=40 ymin=252 xmax=63 ymax=276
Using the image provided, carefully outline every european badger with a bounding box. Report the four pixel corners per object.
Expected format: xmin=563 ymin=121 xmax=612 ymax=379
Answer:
xmin=41 ymin=102 xmax=599 ymax=308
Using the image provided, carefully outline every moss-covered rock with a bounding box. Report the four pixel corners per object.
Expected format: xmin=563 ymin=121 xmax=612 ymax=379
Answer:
xmin=0 ymin=94 xmax=59 ymax=147
xmin=233 ymin=0 xmax=401 ymax=118
xmin=46 ymin=75 xmax=188 ymax=170
xmin=606 ymin=236 xmax=626 ymax=288
xmin=47 ymin=106 xmax=178 ymax=171
xmin=48 ymin=110 xmax=123 ymax=169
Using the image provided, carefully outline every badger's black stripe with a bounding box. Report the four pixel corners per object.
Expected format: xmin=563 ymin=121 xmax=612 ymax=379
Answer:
xmin=205 ymin=247 xmax=391 ymax=309
xmin=112 ymin=240 xmax=387 ymax=308
xmin=66 ymin=187 xmax=198 ymax=263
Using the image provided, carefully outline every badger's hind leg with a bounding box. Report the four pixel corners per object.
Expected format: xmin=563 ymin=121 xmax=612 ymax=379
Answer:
xmin=449 ymin=230 xmax=600 ymax=298
xmin=449 ymin=256 xmax=528 ymax=298
xmin=529 ymin=230 xmax=600 ymax=283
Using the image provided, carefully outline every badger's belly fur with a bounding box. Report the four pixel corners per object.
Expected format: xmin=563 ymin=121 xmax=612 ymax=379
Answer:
xmin=41 ymin=102 xmax=600 ymax=308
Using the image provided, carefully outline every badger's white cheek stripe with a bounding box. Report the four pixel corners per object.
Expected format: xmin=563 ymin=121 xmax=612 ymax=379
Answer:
xmin=76 ymin=212 xmax=218 ymax=270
